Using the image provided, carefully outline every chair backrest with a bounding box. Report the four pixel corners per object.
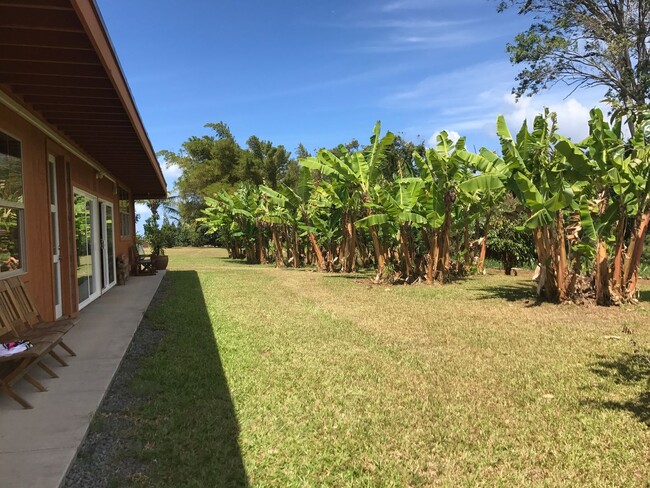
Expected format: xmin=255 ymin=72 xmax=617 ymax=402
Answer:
xmin=0 ymin=280 xmax=27 ymax=337
xmin=5 ymin=278 xmax=41 ymax=328
xmin=136 ymin=244 xmax=147 ymax=256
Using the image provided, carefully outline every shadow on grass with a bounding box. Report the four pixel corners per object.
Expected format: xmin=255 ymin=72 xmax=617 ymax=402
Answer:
xmin=473 ymin=281 xmax=541 ymax=305
xmin=589 ymin=352 xmax=650 ymax=427
xmin=638 ymin=289 xmax=650 ymax=303
xmin=133 ymin=270 xmax=249 ymax=486
xmin=215 ymin=256 xmax=249 ymax=265
xmin=322 ymin=273 xmax=374 ymax=281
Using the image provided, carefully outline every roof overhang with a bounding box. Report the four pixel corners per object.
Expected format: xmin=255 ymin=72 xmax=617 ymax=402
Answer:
xmin=0 ymin=0 xmax=167 ymax=199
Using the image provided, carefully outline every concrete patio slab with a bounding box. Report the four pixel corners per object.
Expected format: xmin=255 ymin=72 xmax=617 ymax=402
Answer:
xmin=0 ymin=271 xmax=165 ymax=488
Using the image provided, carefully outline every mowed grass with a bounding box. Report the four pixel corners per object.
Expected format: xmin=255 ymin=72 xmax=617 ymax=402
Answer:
xmin=128 ymin=247 xmax=650 ymax=487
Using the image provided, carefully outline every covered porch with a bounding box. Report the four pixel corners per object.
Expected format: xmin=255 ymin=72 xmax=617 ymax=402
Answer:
xmin=0 ymin=271 xmax=165 ymax=488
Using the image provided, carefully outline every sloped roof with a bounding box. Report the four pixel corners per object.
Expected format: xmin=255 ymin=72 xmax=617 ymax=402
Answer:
xmin=0 ymin=0 xmax=166 ymax=198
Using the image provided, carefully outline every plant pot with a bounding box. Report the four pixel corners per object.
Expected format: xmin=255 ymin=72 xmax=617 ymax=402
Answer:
xmin=152 ymin=255 xmax=169 ymax=270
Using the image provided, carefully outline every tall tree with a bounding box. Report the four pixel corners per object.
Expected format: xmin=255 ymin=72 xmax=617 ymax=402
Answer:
xmin=499 ymin=0 xmax=650 ymax=124
xmin=242 ymin=136 xmax=291 ymax=189
xmin=158 ymin=122 xmax=242 ymax=223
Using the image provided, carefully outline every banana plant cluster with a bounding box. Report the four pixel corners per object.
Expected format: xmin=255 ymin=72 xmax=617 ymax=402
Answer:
xmin=490 ymin=108 xmax=650 ymax=303
xmin=200 ymin=122 xmax=500 ymax=284
xmin=199 ymin=112 xmax=650 ymax=305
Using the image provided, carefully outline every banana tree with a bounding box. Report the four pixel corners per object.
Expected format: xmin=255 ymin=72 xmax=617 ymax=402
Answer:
xmin=558 ymin=110 xmax=650 ymax=302
xmin=356 ymin=177 xmax=427 ymax=280
xmin=200 ymin=191 xmax=240 ymax=258
xmin=554 ymin=109 xmax=629 ymax=303
xmin=413 ymin=131 xmax=465 ymax=283
xmin=200 ymin=185 xmax=265 ymax=263
xmin=496 ymin=110 xmax=575 ymax=301
xmin=301 ymin=122 xmax=395 ymax=273
xmin=622 ymin=114 xmax=650 ymax=296
xmin=309 ymin=184 xmax=344 ymax=271
xmin=457 ymin=148 xmax=509 ymax=273
xmin=260 ymin=167 xmax=326 ymax=270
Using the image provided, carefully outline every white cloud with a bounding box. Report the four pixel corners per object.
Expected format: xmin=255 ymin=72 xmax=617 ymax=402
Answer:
xmin=500 ymin=94 xmax=598 ymax=141
xmin=135 ymin=202 xmax=151 ymax=218
xmin=427 ymin=129 xmax=460 ymax=147
xmin=163 ymin=162 xmax=182 ymax=183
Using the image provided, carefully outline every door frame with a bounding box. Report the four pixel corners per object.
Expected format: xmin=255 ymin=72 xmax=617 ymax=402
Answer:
xmin=100 ymin=198 xmax=117 ymax=293
xmin=48 ymin=154 xmax=63 ymax=318
xmin=73 ymin=187 xmax=101 ymax=310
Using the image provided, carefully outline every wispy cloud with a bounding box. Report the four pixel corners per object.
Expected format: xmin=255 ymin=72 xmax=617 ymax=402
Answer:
xmin=383 ymin=60 xmax=606 ymax=146
xmin=381 ymin=0 xmax=442 ymax=12
xmin=383 ymin=60 xmax=513 ymax=109
xmin=351 ymin=30 xmax=506 ymax=53
xmin=334 ymin=3 xmax=500 ymax=54
xmin=348 ymin=18 xmax=479 ymax=30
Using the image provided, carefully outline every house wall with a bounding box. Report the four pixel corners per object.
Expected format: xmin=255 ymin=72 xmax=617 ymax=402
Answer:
xmin=0 ymin=100 xmax=136 ymax=321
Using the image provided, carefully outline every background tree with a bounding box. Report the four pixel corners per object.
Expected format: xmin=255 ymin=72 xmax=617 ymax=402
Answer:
xmin=498 ymin=0 xmax=650 ymax=125
xmin=158 ymin=122 xmax=242 ymax=223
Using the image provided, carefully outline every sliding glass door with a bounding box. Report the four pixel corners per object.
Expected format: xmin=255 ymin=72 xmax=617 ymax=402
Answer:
xmin=74 ymin=189 xmax=118 ymax=309
xmin=75 ymin=190 xmax=100 ymax=309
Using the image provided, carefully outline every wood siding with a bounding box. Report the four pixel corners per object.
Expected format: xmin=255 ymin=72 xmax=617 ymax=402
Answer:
xmin=0 ymin=101 xmax=136 ymax=321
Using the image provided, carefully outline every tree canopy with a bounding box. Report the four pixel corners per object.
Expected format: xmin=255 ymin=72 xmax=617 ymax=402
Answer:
xmin=499 ymin=0 xmax=650 ymax=121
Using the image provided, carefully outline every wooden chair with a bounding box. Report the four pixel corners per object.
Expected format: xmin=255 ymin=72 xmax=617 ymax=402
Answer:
xmin=130 ymin=244 xmax=156 ymax=276
xmin=0 ymin=301 xmax=58 ymax=409
xmin=1 ymin=279 xmax=75 ymax=364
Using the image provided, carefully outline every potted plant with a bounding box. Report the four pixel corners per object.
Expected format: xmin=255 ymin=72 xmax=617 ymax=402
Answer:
xmin=149 ymin=229 xmax=169 ymax=270
xmin=143 ymin=213 xmax=169 ymax=270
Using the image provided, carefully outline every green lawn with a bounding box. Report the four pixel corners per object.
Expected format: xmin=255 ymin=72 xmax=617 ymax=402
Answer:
xmin=127 ymin=247 xmax=650 ymax=487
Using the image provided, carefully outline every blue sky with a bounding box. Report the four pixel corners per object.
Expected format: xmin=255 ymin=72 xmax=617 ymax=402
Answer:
xmin=95 ymin=0 xmax=605 ymax=225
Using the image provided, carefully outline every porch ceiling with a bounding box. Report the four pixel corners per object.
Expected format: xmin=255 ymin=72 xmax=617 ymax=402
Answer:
xmin=0 ymin=0 xmax=167 ymax=199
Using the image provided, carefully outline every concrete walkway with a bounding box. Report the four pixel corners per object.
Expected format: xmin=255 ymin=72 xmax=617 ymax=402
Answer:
xmin=0 ymin=271 xmax=165 ymax=488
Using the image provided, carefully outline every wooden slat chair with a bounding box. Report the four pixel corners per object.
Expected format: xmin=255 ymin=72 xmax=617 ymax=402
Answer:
xmin=0 ymin=303 xmax=57 ymax=409
xmin=5 ymin=277 xmax=76 ymax=337
xmin=130 ymin=244 xmax=156 ymax=276
xmin=0 ymin=279 xmax=74 ymax=365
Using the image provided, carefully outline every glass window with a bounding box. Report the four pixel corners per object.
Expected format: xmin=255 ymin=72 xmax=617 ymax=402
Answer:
xmin=0 ymin=131 xmax=24 ymax=274
xmin=119 ymin=187 xmax=131 ymax=237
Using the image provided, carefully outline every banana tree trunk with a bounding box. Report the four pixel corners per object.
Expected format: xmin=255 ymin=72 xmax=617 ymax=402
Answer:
xmin=611 ymin=211 xmax=626 ymax=293
xmin=232 ymin=238 xmax=240 ymax=259
xmin=399 ymin=225 xmax=413 ymax=278
xmin=284 ymin=226 xmax=292 ymax=266
xmin=369 ymin=225 xmax=385 ymax=274
xmin=534 ymin=225 xmax=559 ymax=301
xmin=567 ymin=252 xmax=581 ymax=298
xmin=463 ymin=220 xmax=470 ymax=269
xmin=347 ymin=219 xmax=357 ymax=273
xmin=595 ymin=240 xmax=610 ymax=305
xmin=437 ymin=204 xmax=452 ymax=283
xmin=553 ymin=212 xmax=567 ymax=301
xmin=477 ymin=211 xmax=491 ymax=274
xmin=341 ymin=214 xmax=357 ymax=273
xmin=623 ymin=206 xmax=650 ymax=296
xmin=256 ymin=225 xmax=265 ymax=264
xmin=292 ymin=226 xmax=300 ymax=268
xmin=308 ymin=231 xmax=326 ymax=271
xmin=557 ymin=213 xmax=568 ymax=288
xmin=245 ymin=239 xmax=256 ymax=264
xmin=271 ymin=226 xmax=285 ymax=267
